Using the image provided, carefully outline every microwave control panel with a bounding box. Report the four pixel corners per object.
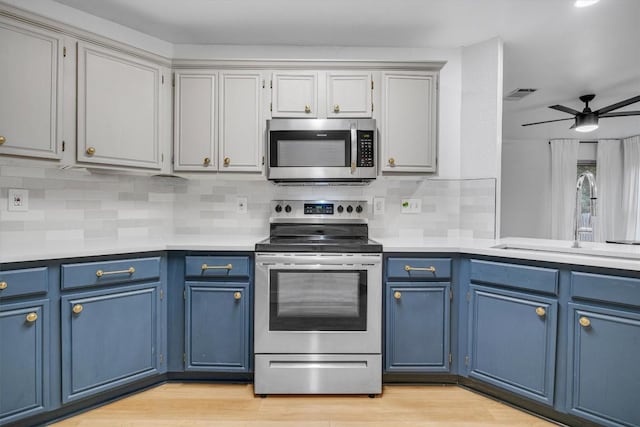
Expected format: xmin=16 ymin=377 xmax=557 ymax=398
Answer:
xmin=357 ymin=131 xmax=375 ymax=167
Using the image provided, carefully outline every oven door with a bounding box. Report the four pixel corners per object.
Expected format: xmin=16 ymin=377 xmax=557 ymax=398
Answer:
xmin=255 ymin=253 xmax=381 ymax=354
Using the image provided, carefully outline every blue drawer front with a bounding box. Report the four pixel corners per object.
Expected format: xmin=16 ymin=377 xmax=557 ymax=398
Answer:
xmin=0 ymin=267 xmax=48 ymax=299
xmin=61 ymin=257 xmax=160 ymax=290
xmin=387 ymin=258 xmax=451 ymax=280
xmin=185 ymin=256 xmax=250 ymax=278
xmin=571 ymin=272 xmax=640 ymax=309
xmin=470 ymin=259 xmax=558 ymax=295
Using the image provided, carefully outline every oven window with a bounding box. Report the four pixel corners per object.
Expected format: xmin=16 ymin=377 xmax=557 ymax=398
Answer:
xmin=269 ymin=270 xmax=367 ymax=331
xmin=270 ymin=130 xmax=350 ymax=167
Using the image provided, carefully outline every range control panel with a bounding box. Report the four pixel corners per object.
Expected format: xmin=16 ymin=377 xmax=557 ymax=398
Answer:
xmin=271 ymin=200 xmax=368 ymax=223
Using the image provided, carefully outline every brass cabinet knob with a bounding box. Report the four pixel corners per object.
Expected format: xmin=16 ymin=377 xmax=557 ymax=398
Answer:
xmin=0 ymin=281 xmax=7 ymax=290
xmin=535 ymin=307 xmax=546 ymax=317
xmin=304 ymin=105 xmax=311 ymax=113
xmin=334 ymin=104 xmax=340 ymax=113
xmin=579 ymin=316 xmax=591 ymax=327
xmin=86 ymin=147 xmax=96 ymax=156
xmin=223 ymin=157 xmax=230 ymax=166
xmin=393 ymin=291 xmax=402 ymax=300
xmin=72 ymin=304 xmax=84 ymax=314
xmin=234 ymin=291 xmax=242 ymax=300
xmin=388 ymin=158 xmax=396 ymax=166
xmin=203 ymin=157 xmax=211 ymax=165
xmin=0 ymin=135 xmax=6 ymax=145
xmin=25 ymin=312 xmax=38 ymax=323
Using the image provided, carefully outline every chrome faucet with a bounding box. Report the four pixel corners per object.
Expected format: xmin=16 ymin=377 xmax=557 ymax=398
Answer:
xmin=573 ymin=171 xmax=597 ymax=248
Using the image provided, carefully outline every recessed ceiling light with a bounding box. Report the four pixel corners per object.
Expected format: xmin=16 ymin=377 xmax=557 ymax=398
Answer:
xmin=574 ymin=0 xmax=600 ymax=8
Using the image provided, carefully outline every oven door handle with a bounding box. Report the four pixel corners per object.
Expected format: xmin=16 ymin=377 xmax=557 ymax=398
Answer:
xmin=256 ymin=254 xmax=380 ymax=266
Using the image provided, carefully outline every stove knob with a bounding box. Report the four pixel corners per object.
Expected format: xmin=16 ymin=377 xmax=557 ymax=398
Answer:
xmin=285 ymin=205 xmax=292 ymax=213
xmin=275 ymin=204 xmax=282 ymax=213
xmin=346 ymin=205 xmax=353 ymax=213
xmin=337 ymin=205 xmax=344 ymax=213
xmin=356 ymin=205 xmax=363 ymax=213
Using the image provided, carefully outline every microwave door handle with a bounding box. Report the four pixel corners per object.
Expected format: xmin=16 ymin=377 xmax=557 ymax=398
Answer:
xmin=350 ymin=123 xmax=357 ymax=174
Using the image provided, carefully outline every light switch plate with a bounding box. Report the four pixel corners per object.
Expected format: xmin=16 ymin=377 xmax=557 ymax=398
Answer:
xmin=8 ymin=189 xmax=28 ymax=212
xmin=373 ymin=197 xmax=385 ymax=216
xmin=236 ymin=197 xmax=248 ymax=214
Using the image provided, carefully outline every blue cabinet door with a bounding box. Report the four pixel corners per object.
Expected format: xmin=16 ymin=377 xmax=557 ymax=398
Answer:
xmin=185 ymin=282 xmax=250 ymax=372
xmin=385 ymin=282 xmax=450 ymax=372
xmin=468 ymin=286 xmax=557 ymax=405
xmin=61 ymin=284 xmax=160 ymax=403
xmin=568 ymin=304 xmax=640 ymax=427
xmin=0 ymin=300 xmax=49 ymax=424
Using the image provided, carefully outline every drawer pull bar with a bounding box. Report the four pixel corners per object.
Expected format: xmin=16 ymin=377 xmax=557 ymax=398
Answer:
xmin=25 ymin=312 xmax=38 ymax=323
xmin=404 ymin=265 xmax=436 ymax=273
xmin=201 ymin=263 xmax=233 ymax=271
xmin=0 ymin=281 xmax=7 ymax=290
xmin=96 ymin=267 xmax=135 ymax=278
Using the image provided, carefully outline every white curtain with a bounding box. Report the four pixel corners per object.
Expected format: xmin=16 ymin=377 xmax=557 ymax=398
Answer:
xmin=550 ymin=139 xmax=579 ymax=240
xmin=622 ymin=136 xmax=640 ymax=240
xmin=595 ymin=140 xmax=623 ymax=242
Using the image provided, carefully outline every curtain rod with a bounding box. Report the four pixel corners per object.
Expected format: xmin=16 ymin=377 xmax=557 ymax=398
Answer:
xmin=548 ymin=140 xmax=598 ymax=144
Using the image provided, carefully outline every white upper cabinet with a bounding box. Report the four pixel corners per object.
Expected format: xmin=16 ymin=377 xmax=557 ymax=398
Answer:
xmin=271 ymin=72 xmax=318 ymax=117
xmin=77 ymin=42 xmax=162 ymax=169
xmin=218 ymin=71 xmax=264 ymax=172
xmin=0 ymin=17 xmax=63 ymax=160
xmin=381 ymin=71 xmax=438 ymax=173
xmin=326 ymin=72 xmax=372 ymax=118
xmin=174 ymin=71 xmax=217 ymax=171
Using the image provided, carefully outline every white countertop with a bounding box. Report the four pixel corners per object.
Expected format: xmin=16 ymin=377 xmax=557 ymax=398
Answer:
xmin=2 ymin=235 xmax=640 ymax=272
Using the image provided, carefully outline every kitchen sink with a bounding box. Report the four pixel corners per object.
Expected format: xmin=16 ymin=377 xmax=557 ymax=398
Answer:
xmin=491 ymin=243 xmax=640 ymax=261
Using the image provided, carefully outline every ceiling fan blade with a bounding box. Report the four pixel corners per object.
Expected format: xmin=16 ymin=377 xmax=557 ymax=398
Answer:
xmin=599 ymin=111 xmax=640 ymax=118
xmin=549 ymin=104 xmax=581 ymax=115
xmin=594 ymin=95 xmax=640 ymax=115
xmin=522 ymin=117 xmax=575 ymax=127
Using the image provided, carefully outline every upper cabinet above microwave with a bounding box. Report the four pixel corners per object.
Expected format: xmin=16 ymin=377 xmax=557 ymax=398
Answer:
xmin=271 ymin=71 xmax=373 ymax=119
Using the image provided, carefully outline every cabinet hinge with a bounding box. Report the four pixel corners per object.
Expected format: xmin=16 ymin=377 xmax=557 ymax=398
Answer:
xmin=371 ymin=102 xmax=374 ymax=112
xmin=466 ymin=291 xmax=471 ymax=302
xmin=160 ymin=290 xmax=164 ymax=300
xmin=183 ymin=353 xmax=186 ymax=364
xmin=161 ymin=153 xmax=164 ymax=163
xmin=449 ymin=353 xmax=452 ymax=364
xmin=159 ymin=353 xmax=164 ymax=364
xmin=371 ymin=80 xmax=374 ymax=90
xmin=162 ymin=75 xmax=164 ymax=85
xmin=61 ymin=140 xmax=65 ymax=152
xmin=172 ymin=74 xmax=176 ymax=88
xmin=262 ymin=80 xmax=265 ymax=89
xmin=270 ymin=102 xmax=272 ymax=112
xmin=262 ymin=156 xmax=265 ymax=166
xmin=183 ymin=290 xmax=186 ymax=300
xmin=464 ymin=356 xmax=469 ymax=367
xmin=270 ymin=80 xmax=272 ymax=89
xmin=63 ymin=46 xmax=67 ymax=57
xmin=449 ymin=289 xmax=453 ymax=301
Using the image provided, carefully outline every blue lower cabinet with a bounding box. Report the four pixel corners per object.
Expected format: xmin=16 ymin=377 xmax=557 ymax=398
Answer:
xmin=0 ymin=299 xmax=49 ymax=424
xmin=385 ymin=282 xmax=450 ymax=372
xmin=468 ymin=286 xmax=557 ymax=405
xmin=61 ymin=284 xmax=161 ymax=403
xmin=185 ymin=282 xmax=250 ymax=372
xmin=568 ymin=304 xmax=640 ymax=427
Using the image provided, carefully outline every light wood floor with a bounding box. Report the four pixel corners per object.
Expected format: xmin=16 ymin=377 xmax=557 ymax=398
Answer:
xmin=52 ymin=383 xmax=557 ymax=426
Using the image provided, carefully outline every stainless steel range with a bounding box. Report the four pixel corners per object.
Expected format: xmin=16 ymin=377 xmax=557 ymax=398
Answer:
xmin=254 ymin=200 xmax=382 ymax=395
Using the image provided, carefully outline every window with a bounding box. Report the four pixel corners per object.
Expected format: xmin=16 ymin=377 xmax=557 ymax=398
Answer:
xmin=577 ymin=161 xmax=597 ymax=241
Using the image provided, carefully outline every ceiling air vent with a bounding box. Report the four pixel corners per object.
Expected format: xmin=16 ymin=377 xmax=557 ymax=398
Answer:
xmin=504 ymin=88 xmax=537 ymax=101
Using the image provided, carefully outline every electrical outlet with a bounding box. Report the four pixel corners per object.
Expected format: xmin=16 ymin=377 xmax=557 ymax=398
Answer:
xmin=401 ymin=198 xmax=422 ymax=214
xmin=236 ymin=197 xmax=247 ymax=214
xmin=373 ymin=197 xmax=385 ymax=216
xmin=8 ymin=189 xmax=28 ymax=212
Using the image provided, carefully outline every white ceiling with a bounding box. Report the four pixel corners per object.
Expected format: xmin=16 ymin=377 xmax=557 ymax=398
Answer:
xmin=51 ymin=0 xmax=640 ymax=139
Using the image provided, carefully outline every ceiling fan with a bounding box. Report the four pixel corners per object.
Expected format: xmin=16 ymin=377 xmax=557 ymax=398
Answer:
xmin=522 ymin=94 xmax=640 ymax=132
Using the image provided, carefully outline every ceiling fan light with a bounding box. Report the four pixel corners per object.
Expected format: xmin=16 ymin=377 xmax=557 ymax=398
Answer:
xmin=574 ymin=114 xmax=599 ymax=132
xmin=574 ymin=0 xmax=599 ymax=7
xmin=575 ymin=124 xmax=599 ymax=132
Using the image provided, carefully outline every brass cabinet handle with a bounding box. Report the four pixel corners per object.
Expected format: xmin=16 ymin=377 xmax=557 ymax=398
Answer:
xmin=201 ymin=263 xmax=233 ymax=271
xmin=25 ymin=312 xmax=38 ymax=323
xmin=72 ymin=304 xmax=83 ymax=314
xmin=0 ymin=281 xmax=7 ymax=290
xmin=304 ymin=105 xmax=311 ymax=113
xmin=388 ymin=158 xmax=396 ymax=166
xmin=579 ymin=316 xmax=591 ymax=327
xmin=334 ymin=104 xmax=340 ymax=113
xmin=223 ymin=157 xmax=230 ymax=167
xmin=203 ymin=157 xmax=211 ymax=165
xmin=96 ymin=267 xmax=135 ymax=277
xmin=393 ymin=291 xmax=402 ymax=300
xmin=535 ymin=307 xmax=546 ymax=317
xmin=234 ymin=291 xmax=242 ymax=300
xmin=86 ymin=147 xmax=96 ymax=156
xmin=404 ymin=265 xmax=436 ymax=273
xmin=0 ymin=135 xmax=6 ymax=145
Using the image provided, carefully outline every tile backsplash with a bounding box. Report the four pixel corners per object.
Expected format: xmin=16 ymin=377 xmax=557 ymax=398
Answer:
xmin=0 ymin=157 xmax=496 ymax=245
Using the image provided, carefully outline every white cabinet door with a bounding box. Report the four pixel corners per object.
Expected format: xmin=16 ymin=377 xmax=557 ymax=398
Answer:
xmin=174 ymin=72 xmax=217 ymax=171
xmin=0 ymin=18 xmax=63 ymax=159
xmin=219 ymin=71 xmax=264 ymax=172
xmin=326 ymin=72 xmax=372 ymax=118
xmin=381 ymin=71 xmax=438 ymax=173
xmin=77 ymin=42 xmax=161 ymax=169
xmin=271 ymin=72 xmax=317 ymax=117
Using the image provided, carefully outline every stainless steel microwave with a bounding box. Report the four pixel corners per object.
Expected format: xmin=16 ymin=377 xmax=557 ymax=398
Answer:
xmin=266 ymin=119 xmax=376 ymax=183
